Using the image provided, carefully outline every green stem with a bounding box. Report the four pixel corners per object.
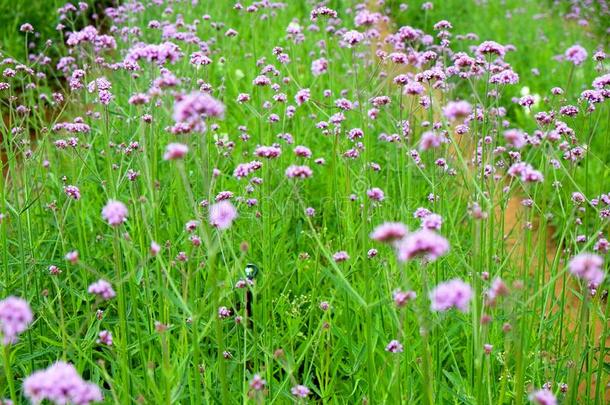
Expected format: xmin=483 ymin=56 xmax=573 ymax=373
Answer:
xmin=2 ymin=345 xmax=16 ymax=403
xmin=209 ymin=249 xmax=229 ymax=403
xmin=113 ymin=228 xmax=130 ymax=401
xmin=420 ymin=267 xmax=434 ymax=405
xmin=568 ymin=289 xmax=589 ymax=404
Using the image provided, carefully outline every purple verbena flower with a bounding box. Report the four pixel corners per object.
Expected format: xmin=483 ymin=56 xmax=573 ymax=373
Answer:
xmin=0 ymin=296 xmax=33 ymax=345
xmin=209 ymin=201 xmax=237 ymax=230
xmin=568 ymin=253 xmax=605 ymax=287
xmin=102 ymin=200 xmax=128 ymax=226
xmin=396 ymin=229 xmax=450 ymax=262
xmin=24 ymin=362 xmax=103 ymax=405
xmin=429 ymin=279 xmax=473 ymax=312
xmin=88 ymin=280 xmax=116 ymax=300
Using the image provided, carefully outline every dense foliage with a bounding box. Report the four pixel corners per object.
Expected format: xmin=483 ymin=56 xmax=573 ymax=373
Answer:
xmin=0 ymin=0 xmax=609 ymax=404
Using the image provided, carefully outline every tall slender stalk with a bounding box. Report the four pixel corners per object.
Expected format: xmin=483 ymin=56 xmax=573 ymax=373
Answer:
xmin=2 ymin=345 xmax=16 ymax=403
xmin=113 ymin=227 xmax=131 ymax=401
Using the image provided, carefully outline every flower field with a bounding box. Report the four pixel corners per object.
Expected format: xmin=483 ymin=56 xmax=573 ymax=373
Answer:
xmin=0 ymin=0 xmax=609 ymax=403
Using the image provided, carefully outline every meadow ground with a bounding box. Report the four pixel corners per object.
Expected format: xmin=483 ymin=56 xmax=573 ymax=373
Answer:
xmin=0 ymin=0 xmax=609 ymax=404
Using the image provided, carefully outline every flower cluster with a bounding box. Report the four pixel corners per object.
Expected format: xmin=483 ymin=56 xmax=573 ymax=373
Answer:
xmin=429 ymin=279 xmax=473 ymax=312
xmin=23 ymin=362 xmax=103 ymax=405
xmin=0 ymin=296 xmax=33 ymax=345
xmin=568 ymin=253 xmax=605 ymax=287
xmin=88 ymin=280 xmax=116 ymax=301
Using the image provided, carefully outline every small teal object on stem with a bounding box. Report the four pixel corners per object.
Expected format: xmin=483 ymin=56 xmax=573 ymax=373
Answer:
xmin=245 ymin=263 xmax=259 ymax=280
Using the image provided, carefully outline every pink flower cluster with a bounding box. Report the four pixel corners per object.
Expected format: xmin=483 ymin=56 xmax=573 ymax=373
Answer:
xmin=396 ymin=229 xmax=450 ymax=262
xmin=568 ymin=253 xmax=605 ymax=287
xmin=88 ymin=280 xmax=116 ymax=300
xmin=255 ymin=145 xmax=282 ymax=158
xmin=285 ymin=165 xmax=313 ymax=179
xmin=508 ymin=162 xmax=544 ymax=183
xmin=529 ymin=389 xmax=557 ymax=405
xmin=164 ymin=143 xmax=189 ymax=160
xmin=249 ymin=373 xmax=266 ymax=391
xmin=209 ymin=201 xmax=237 ymax=230
xmin=233 ymin=161 xmax=262 ymax=179
xmin=97 ymin=330 xmax=113 ymax=346
xmin=0 ymin=296 xmax=33 ymax=344
xmin=125 ymin=41 xmax=183 ymax=66
xmin=102 ymin=200 xmax=128 ymax=226
xmin=385 ymin=339 xmax=404 ymax=353
xmin=370 ymin=222 xmax=408 ymax=242
xmin=564 ymin=45 xmax=588 ymax=66
xmin=23 ymin=362 xmax=103 ymax=405
xmin=291 ymin=384 xmax=310 ymax=398
xmin=52 ymin=120 xmax=91 ymax=134
xmin=429 ymin=279 xmax=473 ymax=312
xmin=442 ymin=100 xmax=472 ymax=121
xmin=172 ymin=91 xmax=225 ymax=133
xmin=66 ymin=26 xmax=116 ymax=52
xmin=371 ymin=221 xmax=450 ymax=263
xmin=64 ymin=185 xmax=81 ymax=200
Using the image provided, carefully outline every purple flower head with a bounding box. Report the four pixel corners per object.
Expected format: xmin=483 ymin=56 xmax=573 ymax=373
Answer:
xmin=565 ymin=45 xmax=587 ymax=66
xmin=88 ymin=279 xmax=116 ymax=300
xmin=422 ymin=214 xmax=442 ymax=230
xmin=164 ymin=143 xmax=189 ymax=160
xmin=485 ymin=277 xmax=509 ymax=305
xmin=125 ymin=41 xmax=183 ymax=66
xmin=507 ymin=162 xmax=544 ymax=183
xmin=592 ymin=73 xmax=610 ymax=90
xmin=295 ymin=89 xmax=311 ymax=106
xmin=342 ymin=30 xmax=364 ymax=47
xmin=311 ymin=58 xmax=328 ymax=76
xmin=419 ymin=131 xmax=445 ymax=151
xmin=443 ymin=100 xmax=472 ymax=121
xmin=190 ymin=51 xmax=212 ymax=66
xmin=172 ymin=92 xmax=225 ymax=133
xmin=294 ymin=145 xmax=312 ymax=158
xmin=291 ymin=385 xmax=310 ymax=398
xmin=23 ymin=361 xmax=103 ymax=405
xmin=65 ymin=250 xmax=79 ymax=264
xmin=310 ymin=6 xmax=338 ymax=21
xmin=20 ymin=23 xmax=34 ymax=33
xmin=568 ymin=253 xmax=605 ymax=287
xmin=150 ymin=241 xmax=161 ymax=256
xmin=209 ymin=200 xmax=237 ymax=230
xmin=64 ymin=185 xmax=81 ymax=200
xmin=367 ymin=187 xmax=385 ymax=202
xmin=333 ymin=251 xmax=350 ymax=262
xmin=489 ymin=69 xmax=519 ymax=85
xmin=393 ymin=290 xmax=417 ymax=307
xmin=476 ymin=41 xmax=506 ymax=58
xmin=102 ymin=200 xmax=128 ymax=226
xmin=504 ymin=129 xmax=526 ymax=149
xmin=430 ymin=279 xmax=473 ymax=312
xmin=97 ymin=330 xmax=113 ymax=346
xmin=218 ymin=306 xmax=231 ymax=319
xmin=255 ymin=146 xmax=282 ymax=159
xmin=0 ymin=296 xmax=33 ymax=345
xmin=370 ymin=222 xmax=408 ymax=243
xmin=285 ymin=165 xmax=313 ymax=179
xmin=233 ymin=161 xmax=263 ymax=179
xmin=385 ymin=339 xmax=403 ymax=353
xmin=249 ymin=374 xmax=266 ymax=391
xmin=396 ymin=229 xmax=450 ymax=262
xmin=529 ymin=389 xmax=557 ymax=405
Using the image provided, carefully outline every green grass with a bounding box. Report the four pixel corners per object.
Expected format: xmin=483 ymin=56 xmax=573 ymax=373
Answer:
xmin=0 ymin=0 xmax=609 ymax=404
